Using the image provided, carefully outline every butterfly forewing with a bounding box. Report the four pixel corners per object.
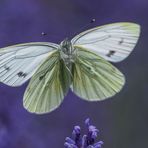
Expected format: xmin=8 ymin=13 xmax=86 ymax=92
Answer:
xmin=71 ymin=47 xmax=125 ymax=101
xmin=72 ymin=23 xmax=140 ymax=62
xmin=23 ymin=50 xmax=71 ymax=114
xmin=0 ymin=42 xmax=59 ymax=86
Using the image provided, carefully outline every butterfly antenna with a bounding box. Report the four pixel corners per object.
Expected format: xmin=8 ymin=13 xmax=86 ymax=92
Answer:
xmin=41 ymin=32 xmax=47 ymax=36
xmin=41 ymin=19 xmax=96 ymax=40
xmin=40 ymin=31 xmax=62 ymax=40
xmin=70 ymin=18 xmax=96 ymax=39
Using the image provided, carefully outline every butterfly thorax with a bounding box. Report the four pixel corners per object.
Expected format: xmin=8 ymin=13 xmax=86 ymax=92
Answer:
xmin=60 ymin=38 xmax=75 ymax=65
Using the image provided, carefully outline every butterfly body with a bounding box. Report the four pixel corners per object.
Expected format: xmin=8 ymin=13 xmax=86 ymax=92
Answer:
xmin=60 ymin=38 xmax=76 ymax=69
xmin=0 ymin=22 xmax=140 ymax=114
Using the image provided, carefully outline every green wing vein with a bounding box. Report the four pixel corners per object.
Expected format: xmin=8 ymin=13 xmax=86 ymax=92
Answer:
xmin=71 ymin=47 xmax=125 ymax=101
xmin=23 ymin=51 xmax=70 ymax=114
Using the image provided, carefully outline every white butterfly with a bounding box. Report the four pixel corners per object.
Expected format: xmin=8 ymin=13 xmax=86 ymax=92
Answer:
xmin=0 ymin=22 xmax=140 ymax=114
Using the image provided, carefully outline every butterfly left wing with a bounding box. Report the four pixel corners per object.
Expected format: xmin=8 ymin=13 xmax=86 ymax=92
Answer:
xmin=71 ymin=22 xmax=140 ymax=62
xmin=23 ymin=50 xmax=71 ymax=114
xmin=71 ymin=47 xmax=125 ymax=101
xmin=0 ymin=42 xmax=59 ymax=86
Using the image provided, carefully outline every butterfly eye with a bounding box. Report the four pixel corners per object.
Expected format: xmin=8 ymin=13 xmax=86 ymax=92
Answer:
xmin=61 ymin=41 xmax=67 ymax=48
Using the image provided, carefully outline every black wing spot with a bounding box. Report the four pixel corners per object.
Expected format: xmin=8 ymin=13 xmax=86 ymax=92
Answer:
xmin=17 ymin=72 xmax=27 ymax=78
xmin=4 ymin=66 xmax=10 ymax=71
xmin=39 ymin=75 xmax=45 ymax=80
xmin=106 ymin=50 xmax=116 ymax=57
xmin=119 ymin=38 xmax=124 ymax=45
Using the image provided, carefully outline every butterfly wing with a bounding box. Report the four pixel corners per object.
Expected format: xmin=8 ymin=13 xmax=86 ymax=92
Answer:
xmin=23 ymin=50 xmax=71 ymax=114
xmin=0 ymin=42 xmax=59 ymax=86
xmin=71 ymin=22 xmax=140 ymax=62
xmin=71 ymin=47 xmax=125 ymax=101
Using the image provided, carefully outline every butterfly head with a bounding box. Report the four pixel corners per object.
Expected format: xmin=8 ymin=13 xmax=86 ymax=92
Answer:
xmin=60 ymin=38 xmax=73 ymax=55
xmin=61 ymin=38 xmax=70 ymax=47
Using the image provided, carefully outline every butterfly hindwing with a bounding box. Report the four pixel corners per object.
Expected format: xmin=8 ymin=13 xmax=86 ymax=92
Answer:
xmin=72 ymin=22 xmax=140 ymax=62
xmin=71 ymin=47 xmax=125 ymax=101
xmin=0 ymin=42 xmax=59 ymax=86
xmin=23 ymin=50 xmax=71 ymax=114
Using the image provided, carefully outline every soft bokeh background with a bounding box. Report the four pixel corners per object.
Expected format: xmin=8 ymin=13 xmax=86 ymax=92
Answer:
xmin=0 ymin=0 xmax=147 ymax=148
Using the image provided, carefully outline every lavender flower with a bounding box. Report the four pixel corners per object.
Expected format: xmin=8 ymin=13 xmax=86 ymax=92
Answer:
xmin=64 ymin=118 xmax=103 ymax=148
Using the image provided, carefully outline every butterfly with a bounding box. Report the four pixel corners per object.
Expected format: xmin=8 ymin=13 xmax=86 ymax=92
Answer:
xmin=0 ymin=22 xmax=140 ymax=114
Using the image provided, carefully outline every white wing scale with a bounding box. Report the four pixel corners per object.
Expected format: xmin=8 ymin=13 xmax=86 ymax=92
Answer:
xmin=0 ymin=42 xmax=59 ymax=86
xmin=72 ymin=22 xmax=140 ymax=62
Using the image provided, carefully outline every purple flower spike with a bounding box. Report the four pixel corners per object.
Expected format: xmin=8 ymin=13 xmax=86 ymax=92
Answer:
xmin=73 ymin=126 xmax=81 ymax=135
xmin=65 ymin=137 xmax=75 ymax=145
xmin=64 ymin=119 xmax=103 ymax=148
xmin=85 ymin=118 xmax=90 ymax=127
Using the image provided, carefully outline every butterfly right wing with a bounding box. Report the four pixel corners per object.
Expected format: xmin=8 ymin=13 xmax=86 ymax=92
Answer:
xmin=71 ymin=47 xmax=125 ymax=101
xmin=72 ymin=22 xmax=140 ymax=62
xmin=23 ymin=50 xmax=71 ymax=114
xmin=0 ymin=42 xmax=59 ymax=86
